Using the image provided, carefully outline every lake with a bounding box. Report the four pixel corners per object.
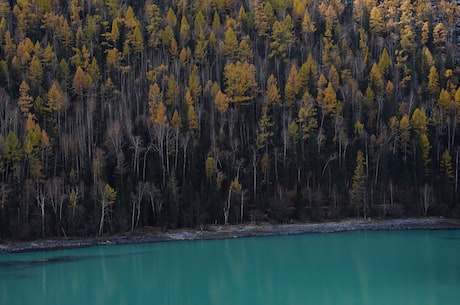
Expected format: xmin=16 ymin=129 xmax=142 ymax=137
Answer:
xmin=1 ymin=230 xmax=459 ymax=305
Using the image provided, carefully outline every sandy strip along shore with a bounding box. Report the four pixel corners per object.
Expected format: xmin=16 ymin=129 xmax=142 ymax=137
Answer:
xmin=1 ymin=217 xmax=459 ymax=253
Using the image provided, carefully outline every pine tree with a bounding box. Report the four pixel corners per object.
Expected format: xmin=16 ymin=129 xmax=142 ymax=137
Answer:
xmin=179 ymin=15 xmax=190 ymax=47
xmin=421 ymin=21 xmax=429 ymax=46
xmin=18 ymin=80 xmax=34 ymax=116
xmin=222 ymin=27 xmax=238 ymax=60
xmin=301 ymin=10 xmax=316 ymax=37
xmin=433 ymin=23 xmax=447 ymax=51
xmin=297 ymin=92 xmax=318 ymax=140
xmin=299 ymin=54 xmax=318 ymax=94
xmin=266 ymin=75 xmax=281 ymax=106
xmin=399 ymin=114 xmax=411 ymax=162
xmin=4 ymin=131 xmax=22 ymax=163
xmin=378 ymin=49 xmax=392 ymax=79
xmin=257 ymin=106 xmax=274 ymax=150
xmin=440 ymin=149 xmax=454 ymax=182
xmin=285 ymin=65 xmax=300 ymax=107
xmin=369 ymin=63 xmax=383 ymax=95
xmin=411 ymin=108 xmax=430 ymax=174
xmin=214 ymin=90 xmax=229 ymax=113
xmin=427 ymin=66 xmax=440 ymax=98
xmin=438 ymin=88 xmax=452 ymax=112
xmin=350 ymin=150 xmax=367 ymax=218
xmin=47 ymin=81 xmax=65 ymax=112
xmin=205 ymin=156 xmax=216 ymax=179
xmin=165 ymin=75 xmax=180 ymax=106
xmin=319 ymin=82 xmax=337 ymax=124
xmin=369 ymin=6 xmax=384 ymax=37
xmin=187 ymin=104 xmax=199 ymax=133
xmin=224 ymin=61 xmax=257 ymax=103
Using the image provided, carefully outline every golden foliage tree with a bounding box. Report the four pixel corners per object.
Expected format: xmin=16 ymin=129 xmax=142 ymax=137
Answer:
xmin=18 ymin=80 xmax=33 ymax=115
xmin=224 ymin=61 xmax=257 ymax=103
xmin=205 ymin=156 xmax=216 ymax=179
xmin=47 ymin=81 xmax=65 ymax=112
xmin=98 ymin=183 xmax=117 ymax=235
xmin=214 ymin=90 xmax=229 ymax=113
xmin=187 ymin=103 xmax=199 ymax=133
xmin=399 ymin=114 xmax=411 ymax=161
xmin=284 ymin=65 xmax=300 ymax=107
xmin=350 ymin=150 xmax=367 ymax=218
xmin=265 ymin=74 xmax=281 ymax=106
xmin=428 ymin=66 xmax=440 ymax=98
xmin=440 ymin=149 xmax=454 ymax=182
xmin=257 ymin=106 xmax=274 ymax=150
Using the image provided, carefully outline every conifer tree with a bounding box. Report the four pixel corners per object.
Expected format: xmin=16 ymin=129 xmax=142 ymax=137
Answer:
xmin=440 ymin=149 xmax=454 ymax=182
xmin=428 ymin=66 xmax=440 ymax=98
xmin=266 ymin=75 xmax=281 ymax=106
xmin=350 ymin=150 xmax=367 ymax=218
xmin=18 ymin=81 xmax=34 ymax=116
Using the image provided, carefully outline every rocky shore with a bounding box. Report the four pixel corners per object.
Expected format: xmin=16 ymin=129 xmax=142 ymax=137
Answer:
xmin=1 ymin=217 xmax=460 ymax=253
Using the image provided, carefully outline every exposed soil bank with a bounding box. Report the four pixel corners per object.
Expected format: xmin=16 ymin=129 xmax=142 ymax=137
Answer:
xmin=1 ymin=217 xmax=460 ymax=253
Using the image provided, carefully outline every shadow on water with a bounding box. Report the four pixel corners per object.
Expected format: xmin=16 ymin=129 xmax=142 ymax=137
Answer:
xmin=0 ymin=255 xmax=83 ymax=277
xmin=0 ymin=255 xmax=80 ymax=268
xmin=0 ymin=248 xmax=156 ymax=278
xmin=443 ymin=236 xmax=460 ymax=240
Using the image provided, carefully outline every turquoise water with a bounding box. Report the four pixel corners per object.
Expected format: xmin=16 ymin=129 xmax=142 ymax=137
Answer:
xmin=1 ymin=230 xmax=459 ymax=305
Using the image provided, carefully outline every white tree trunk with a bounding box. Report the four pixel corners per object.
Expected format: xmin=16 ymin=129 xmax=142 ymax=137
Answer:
xmin=240 ymin=191 xmax=244 ymax=223
xmin=36 ymin=186 xmax=47 ymax=238
xmin=420 ymin=184 xmax=433 ymax=216
xmin=224 ymin=188 xmax=232 ymax=225
xmin=99 ymin=203 xmax=106 ymax=236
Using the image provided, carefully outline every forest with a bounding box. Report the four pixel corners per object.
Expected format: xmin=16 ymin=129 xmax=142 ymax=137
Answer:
xmin=0 ymin=0 xmax=459 ymax=239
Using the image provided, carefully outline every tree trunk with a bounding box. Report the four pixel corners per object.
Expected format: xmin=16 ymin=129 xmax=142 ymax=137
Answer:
xmin=142 ymin=144 xmax=153 ymax=182
xmin=252 ymin=148 xmax=258 ymax=201
xmin=99 ymin=203 xmax=105 ymax=236
xmin=454 ymin=148 xmax=459 ymax=210
xmin=240 ymin=191 xmax=244 ymax=223
xmin=36 ymin=186 xmax=46 ymax=238
xmin=224 ymin=188 xmax=232 ymax=225
xmin=182 ymin=135 xmax=190 ymax=182
xmin=131 ymin=198 xmax=136 ymax=232
xmin=420 ymin=183 xmax=432 ymax=216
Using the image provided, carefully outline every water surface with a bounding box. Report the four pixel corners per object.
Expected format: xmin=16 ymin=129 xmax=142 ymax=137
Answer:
xmin=1 ymin=230 xmax=459 ymax=305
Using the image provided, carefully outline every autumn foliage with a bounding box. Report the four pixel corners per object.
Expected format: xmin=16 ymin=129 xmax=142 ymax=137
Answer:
xmin=0 ymin=0 xmax=460 ymax=239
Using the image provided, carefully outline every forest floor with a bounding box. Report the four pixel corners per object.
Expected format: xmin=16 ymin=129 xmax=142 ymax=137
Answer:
xmin=1 ymin=217 xmax=460 ymax=253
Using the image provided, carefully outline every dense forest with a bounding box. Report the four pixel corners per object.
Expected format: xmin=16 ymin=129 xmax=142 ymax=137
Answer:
xmin=0 ymin=0 xmax=459 ymax=239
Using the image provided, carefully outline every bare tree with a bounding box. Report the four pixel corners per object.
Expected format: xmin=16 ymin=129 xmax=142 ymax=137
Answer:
xmin=46 ymin=177 xmax=67 ymax=221
xmin=145 ymin=182 xmax=163 ymax=226
xmin=0 ymin=183 xmax=10 ymax=211
xmin=130 ymin=135 xmax=144 ymax=178
xmin=35 ymin=184 xmax=47 ymax=238
xmin=420 ymin=183 xmax=433 ymax=216
xmin=98 ymin=183 xmax=117 ymax=236
xmin=131 ymin=181 xmax=146 ymax=231
xmin=224 ymin=177 xmax=242 ymax=225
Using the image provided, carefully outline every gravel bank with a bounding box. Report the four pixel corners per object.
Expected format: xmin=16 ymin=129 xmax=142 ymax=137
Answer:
xmin=1 ymin=217 xmax=459 ymax=253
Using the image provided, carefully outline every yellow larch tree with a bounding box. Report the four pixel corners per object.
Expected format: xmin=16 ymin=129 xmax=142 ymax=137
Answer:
xmin=284 ymin=65 xmax=300 ymax=107
xmin=350 ymin=150 xmax=367 ymax=218
xmin=187 ymin=103 xmax=199 ymax=133
xmin=18 ymin=80 xmax=34 ymax=116
xmin=224 ymin=61 xmax=257 ymax=103
xmin=427 ymin=66 xmax=440 ymax=98
xmin=266 ymin=74 xmax=281 ymax=107
xmin=214 ymin=90 xmax=229 ymax=113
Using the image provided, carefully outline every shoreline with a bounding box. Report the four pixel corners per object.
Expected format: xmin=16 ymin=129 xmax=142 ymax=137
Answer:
xmin=1 ymin=217 xmax=460 ymax=253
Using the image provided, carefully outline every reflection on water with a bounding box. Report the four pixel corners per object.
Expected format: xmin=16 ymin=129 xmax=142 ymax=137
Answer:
xmin=0 ymin=250 xmax=150 ymax=274
xmin=1 ymin=230 xmax=460 ymax=305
